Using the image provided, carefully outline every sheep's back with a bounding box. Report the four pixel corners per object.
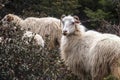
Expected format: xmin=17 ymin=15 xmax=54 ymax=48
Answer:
xmin=88 ymin=33 xmax=120 ymax=79
xmin=60 ymin=33 xmax=102 ymax=76
xmin=22 ymin=17 xmax=62 ymax=49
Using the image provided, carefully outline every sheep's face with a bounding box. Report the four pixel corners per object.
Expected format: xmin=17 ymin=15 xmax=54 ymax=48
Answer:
xmin=1 ymin=14 xmax=15 ymax=26
xmin=22 ymin=31 xmax=44 ymax=47
xmin=61 ymin=15 xmax=80 ymax=36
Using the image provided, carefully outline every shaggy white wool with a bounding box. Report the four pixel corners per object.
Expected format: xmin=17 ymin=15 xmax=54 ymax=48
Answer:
xmin=22 ymin=31 xmax=44 ymax=47
xmin=2 ymin=14 xmax=62 ymax=49
xmin=60 ymin=15 xmax=120 ymax=80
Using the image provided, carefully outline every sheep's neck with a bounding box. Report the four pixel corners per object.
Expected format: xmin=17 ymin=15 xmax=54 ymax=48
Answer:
xmin=62 ymin=35 xmax=88 ymax=75
xmin=67 ymin=30 xmax=82 ymax=38
xmin=63 ymin=29 xmax=83 ymax=56
xmin=13 ymin=17 xmax=23 ymax=26
xmin=63 ymin=34 xmax=82 ymax=61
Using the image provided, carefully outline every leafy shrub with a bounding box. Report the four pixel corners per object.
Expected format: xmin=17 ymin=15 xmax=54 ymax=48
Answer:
xmin=97 ymin=20 xmax=120 ymax=36
xmin=0 ymin=21 xmax=119 ymax=80
xmin=0 ymin=24 xmax=79 ymax=80
xmin=84 ymin=8 xmax=110 ymax=21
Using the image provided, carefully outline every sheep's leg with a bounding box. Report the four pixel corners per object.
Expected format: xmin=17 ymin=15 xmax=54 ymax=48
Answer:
xmin=79 ymin=76 xmax=86 ymax=80
xmin=48 ymin=38 xmax=55 ymax=50
xmin=91 ymin=74 xmax=103 ymax=80
xmin=78 ymin=74 xmax=89 ymax=80
xmin=91 ymin=64 xmax=108 ymax=80
xmin=111 ymin=60 xmax=120 ymax=79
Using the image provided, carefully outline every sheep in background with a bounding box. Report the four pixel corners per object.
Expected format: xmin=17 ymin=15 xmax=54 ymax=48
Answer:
xmin=22 ymin=31 xmax=44 ymax=47
xmin=0 ymin=21 xmax=44 ymax=46
xmin=1 ymin=14 xmax=62 ymax=49
xmin=1 ymin=14 xmax=22 ymax=27
xmin=0 ymin=37 xmax=3 ymax=43
xmin=60 ymin=15 xmax=120 ymax=80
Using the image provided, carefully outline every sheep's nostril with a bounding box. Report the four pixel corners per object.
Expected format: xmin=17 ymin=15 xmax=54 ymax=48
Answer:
xmin=63 ymin=30 xmax=68 ymax=35
xmin=64 ymin=30 xmax=67 ymax=33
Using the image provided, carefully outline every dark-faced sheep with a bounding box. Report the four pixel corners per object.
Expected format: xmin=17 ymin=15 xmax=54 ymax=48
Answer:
xmin=60 ymin=15 xmax=120 ymax=80
xmin=1 ymin=14 xmax=62 ymax=49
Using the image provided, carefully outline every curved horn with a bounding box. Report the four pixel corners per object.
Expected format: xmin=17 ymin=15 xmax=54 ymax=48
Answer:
xmin=73 ymin=15 xmax=80 ymax=23
xmin=61 ymin=14 xmax=66 ymax=20
xmin=73 ymin=15 xmax=79 ymax=20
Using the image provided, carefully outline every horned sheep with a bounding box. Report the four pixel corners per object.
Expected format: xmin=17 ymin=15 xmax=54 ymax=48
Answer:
xmin=1 ymin=14 xmax=62 ymax=49
xmin=60 ymin=15 xmax=120 ymax=80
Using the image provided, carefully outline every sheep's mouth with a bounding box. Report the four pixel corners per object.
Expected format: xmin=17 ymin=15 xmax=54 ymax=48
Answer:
xmin=62 ymin=32 xmax=68 ymax=36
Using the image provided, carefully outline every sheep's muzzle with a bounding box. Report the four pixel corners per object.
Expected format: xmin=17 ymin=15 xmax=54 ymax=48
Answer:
xmin=62 ymin=31 xmax=68 ymax=36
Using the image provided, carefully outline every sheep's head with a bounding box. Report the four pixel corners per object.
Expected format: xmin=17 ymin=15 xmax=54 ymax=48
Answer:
xmin=1 ymin=14 xmax=14 ymax=25
xmin=1 ymin=14 xmax=22 ymax=26
xmin=61 ymin=15 xmax=80 ymax=36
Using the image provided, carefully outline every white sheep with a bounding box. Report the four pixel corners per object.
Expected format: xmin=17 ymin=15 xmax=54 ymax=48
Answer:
xmin=1 ymin=14 xmax=62 ymax=49
xmin=22 ymin=31 xmax=44 ymax=47
xmin=60 ymin=15 xmax=120 ymax=80
xmin=0 ymin=37 xmax=3 ymax=43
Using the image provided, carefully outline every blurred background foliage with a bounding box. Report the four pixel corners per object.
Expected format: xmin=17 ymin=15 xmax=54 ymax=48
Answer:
xmin=0 ymin=0 xmax=119 ymax=27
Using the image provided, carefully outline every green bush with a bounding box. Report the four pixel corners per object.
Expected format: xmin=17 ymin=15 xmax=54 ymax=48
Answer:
xmin=0 ymin=24 xmax=79 ymax=80
xmin=84 ymin=8 xmax=110 ymax=21
xmin=0 ymin=22 xmax=119 ymax=80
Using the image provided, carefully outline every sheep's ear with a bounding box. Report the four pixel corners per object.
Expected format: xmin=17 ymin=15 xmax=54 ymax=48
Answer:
xmin=73 ymin=16 xmax=79 ymax=20
xmin=7 ymin=15 xmax=14 ymax=22
xmin=73 ymin=15 xmax=80 ymax=23
xmin=61 ymin=14 xmax=66 ymax=20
